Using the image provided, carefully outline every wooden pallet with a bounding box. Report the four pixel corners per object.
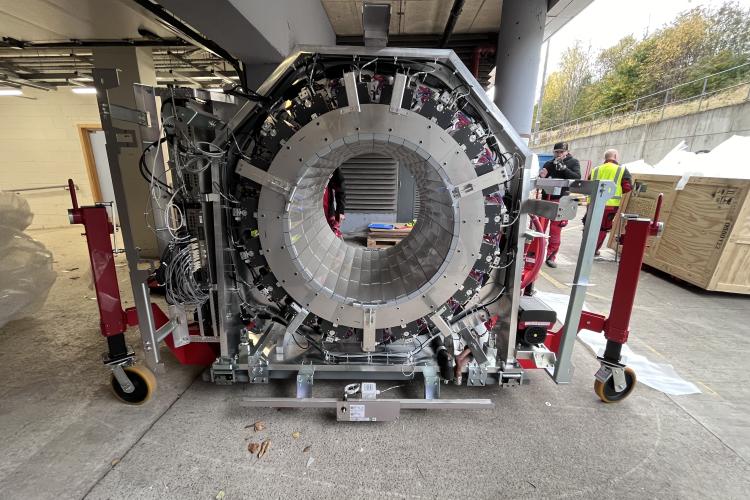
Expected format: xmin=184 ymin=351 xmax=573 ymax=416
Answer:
xmin=367 ymin=236 xmax=404 ymax=248
xmin=366 ymin=226 xmax=412 ymax=248
xmin=608 ymin=173 xmax=750 ymax=294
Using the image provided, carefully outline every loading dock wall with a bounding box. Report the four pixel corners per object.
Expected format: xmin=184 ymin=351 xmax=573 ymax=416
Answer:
xmin=533 ymin=100 xmax=750 ymax=167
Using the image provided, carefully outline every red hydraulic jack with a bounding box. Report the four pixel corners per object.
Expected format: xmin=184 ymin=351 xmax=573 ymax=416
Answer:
xmin=67 ymin=179 xmax=216 ymax=404
xmin=545 ymin=194 xmax=664 ymax=403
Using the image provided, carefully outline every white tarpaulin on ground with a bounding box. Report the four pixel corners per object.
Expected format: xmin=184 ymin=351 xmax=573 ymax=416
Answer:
xmin=536 ymin=291 xmax=701 ymax=396
xmin=623 ymin=134 xmax=750 ymax=186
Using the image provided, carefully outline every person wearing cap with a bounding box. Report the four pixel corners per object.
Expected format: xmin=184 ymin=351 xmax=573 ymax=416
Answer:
xmin=538 ymin=142 xmax=581 ymax=268
xmin=589 ymin=149 xmax=633 ymax=255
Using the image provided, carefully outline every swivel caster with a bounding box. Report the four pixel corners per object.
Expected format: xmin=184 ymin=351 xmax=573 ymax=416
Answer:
xmin=594 ymin=366 xmax=636 ymax=403
xmin=110 ymin=365 xmax=156 ymax=405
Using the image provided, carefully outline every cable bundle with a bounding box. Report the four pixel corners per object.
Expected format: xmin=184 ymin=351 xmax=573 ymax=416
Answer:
xmin=164 ymin=239 xmax=209 ymax=305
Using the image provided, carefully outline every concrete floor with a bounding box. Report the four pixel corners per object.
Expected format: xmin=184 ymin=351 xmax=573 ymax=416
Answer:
xmin=1 ymin=218 xmax=749 ymax=499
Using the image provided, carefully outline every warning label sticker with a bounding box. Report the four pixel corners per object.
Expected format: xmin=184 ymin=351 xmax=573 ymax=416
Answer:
xmin=349 ymin=404 xmax=366 ymax=420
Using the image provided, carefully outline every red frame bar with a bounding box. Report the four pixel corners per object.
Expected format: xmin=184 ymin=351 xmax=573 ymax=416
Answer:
xmin=68 ymin=182 xmax=126 ymax=337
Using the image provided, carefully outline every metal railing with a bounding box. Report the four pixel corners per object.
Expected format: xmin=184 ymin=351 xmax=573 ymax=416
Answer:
xmin=532 ymin=61 xmax=750 ymax=146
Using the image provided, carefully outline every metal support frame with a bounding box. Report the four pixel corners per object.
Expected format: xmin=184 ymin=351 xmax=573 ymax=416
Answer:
xmin=92 ymin=69 xmax=164 ymax=372
xmin=533 ymin=178 xmax=616 ymax=384
xmin=93 ymin=46 xmax=637 ymax=412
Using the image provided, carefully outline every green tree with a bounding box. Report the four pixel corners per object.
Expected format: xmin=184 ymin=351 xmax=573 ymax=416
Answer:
xmin=538 ymin=42 xmax=592 ymax=127
xmin=538 ymin=0 xmax=750 ymax=128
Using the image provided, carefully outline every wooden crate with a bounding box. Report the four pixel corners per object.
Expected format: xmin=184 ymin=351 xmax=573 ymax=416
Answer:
xmin=608 ymin=173 xmax=750 ymax=294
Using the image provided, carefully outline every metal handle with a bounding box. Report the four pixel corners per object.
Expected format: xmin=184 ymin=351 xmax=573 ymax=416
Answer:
xmin=68 ymin=178 xmax=79 ymax=210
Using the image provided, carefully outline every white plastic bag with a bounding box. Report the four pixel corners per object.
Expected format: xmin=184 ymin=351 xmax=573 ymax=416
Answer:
xmin=0 ymin=192 xmax=57 ymax=328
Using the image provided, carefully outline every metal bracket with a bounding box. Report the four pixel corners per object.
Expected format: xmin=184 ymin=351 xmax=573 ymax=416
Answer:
xmin=523 ymin=196 xmax=578 ymax=221
xmin=342 ymin=71 xmax=361 ymax=113
xmin=467 ymin=361 xmax=488 ymax=386
xmin=111 ymin=364 xmax=135 ymax=394
xmin=105 ymin=103 xmax=150 ymax=126
xmin=459 ymin=327 xmax=488 ymax=365
xmin=154 ymin=317 xmax=178 ymax=344
xmin=595 ymin=360 xmax=627 ymax=392
xmin=451 ymin=167 xmax=509 ymax=199
xmin=389 ymin=73 xmax=408 ymax=113
xmin=516 ymin=346 xmax=557 ymax=369
xmin=168 ymin=305 xmax=191 ymax=347
xmin=236 ymin=159 xmax=291 ymax=195
xmin=430 ymin=312 xmax=454 ymax=338
xmin=279 ymin=304 xmax=310 ymax=360
xmin=500 ymin=369 xmax=524 ymax=387
xmin=362 ymin=308 xmax=376 ymax=352
xmin=249 ymin=359 xmax=269 ymax=384
xmin=296 ymin=365 xmax=314 ymax=398
xmin=422 ymin=365 xmax=440 ymax=400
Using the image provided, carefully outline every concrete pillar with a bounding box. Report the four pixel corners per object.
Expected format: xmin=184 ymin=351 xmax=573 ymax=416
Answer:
xmin=493 ymin=0 xmax=547 ymax=140
xmin=92 ymin=47 xmax=160 ymax=258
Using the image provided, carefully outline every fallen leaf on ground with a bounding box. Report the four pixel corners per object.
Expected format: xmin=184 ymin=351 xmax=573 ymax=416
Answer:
xmin=292 ymin=431 xmax=301 ymax=439
xmin=257 ymin=438 xmax=271 ymax=458
xmin=111 ymin=458 xmax=120 ymax=466
xmin=248 ymin=442 xmax=260 ymax=454
xmin=244 ymin=420 xmax=266 ymax=432
xmin=215 ymin=490 xmax=225 ymax=500
xmin=306 ymin=457 xmax=315 ymax=468
xmin=302 ymin=445 xmax=312 ymax=453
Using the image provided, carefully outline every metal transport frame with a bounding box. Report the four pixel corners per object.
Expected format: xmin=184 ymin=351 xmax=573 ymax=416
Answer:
xmin=71 ymin=46 xmax=659 ymax=417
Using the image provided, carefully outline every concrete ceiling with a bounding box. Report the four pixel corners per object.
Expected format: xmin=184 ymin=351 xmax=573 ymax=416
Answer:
xmin=0 ymin=0 xmax=238 ymax=89
xmin=322 ymin=0 xmax=591 ymax=40
xmin=322 ymin=0 xmax=501 ymax=36
xmin=0 ymin=0 xmax=175 ymax=41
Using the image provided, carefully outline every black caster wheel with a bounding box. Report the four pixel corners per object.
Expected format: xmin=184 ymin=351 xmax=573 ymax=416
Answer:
xmin=594 ymin=366 xmax=636 ymax=403
xmin=110 ymin=365 xmax=156 ymax=405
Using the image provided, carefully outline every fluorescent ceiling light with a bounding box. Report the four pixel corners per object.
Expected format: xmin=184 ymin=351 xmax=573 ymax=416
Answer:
xmin=71 ymin=87 xmax=97 ymax=94
xmin=206 ymin=87 xmax=226 ymax=93
xmin=0 ymin=88 xmax=23 ymax=96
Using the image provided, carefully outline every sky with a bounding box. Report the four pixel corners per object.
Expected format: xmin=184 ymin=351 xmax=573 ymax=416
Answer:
xmin=535 ymin=0 xmax=750 ymax=97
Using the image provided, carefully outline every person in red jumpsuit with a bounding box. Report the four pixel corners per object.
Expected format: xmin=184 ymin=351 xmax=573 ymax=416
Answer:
xmin=323 ymin=168 xmax=346 ymax=237
xmin=539 ymin=142 xmax=581 ymax=268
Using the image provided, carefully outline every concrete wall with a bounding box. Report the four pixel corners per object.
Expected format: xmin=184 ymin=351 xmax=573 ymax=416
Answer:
xmin=534 ymin=101 xmax=750 ymax=167
xmin=0 ymin=89 xmax=100 ymax=229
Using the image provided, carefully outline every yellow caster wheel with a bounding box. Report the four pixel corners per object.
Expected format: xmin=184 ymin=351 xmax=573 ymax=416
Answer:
xmin=110 ymin=365 xmax=156 ymax=405
xmin=595 ymin=366 xmax=636 ymax=403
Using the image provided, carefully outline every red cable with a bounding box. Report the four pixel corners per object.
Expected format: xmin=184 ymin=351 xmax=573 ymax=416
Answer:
xmin=520 ymin=215 xmax=546 ymax=290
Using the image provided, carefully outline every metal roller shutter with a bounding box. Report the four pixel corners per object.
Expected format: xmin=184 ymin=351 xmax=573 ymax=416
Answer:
xmin=339 ymin=154 xmax=399 ymax=213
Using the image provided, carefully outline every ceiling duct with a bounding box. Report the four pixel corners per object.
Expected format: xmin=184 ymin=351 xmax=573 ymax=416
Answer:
xmin=362 ymin=3 xmax=390 ymax=48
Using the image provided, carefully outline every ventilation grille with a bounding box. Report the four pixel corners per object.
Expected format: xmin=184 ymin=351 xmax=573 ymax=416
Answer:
xmin=413 ymin=189 xmax=421 ymax=220
xmin=339 ymin=154 xmax=398 ymax=213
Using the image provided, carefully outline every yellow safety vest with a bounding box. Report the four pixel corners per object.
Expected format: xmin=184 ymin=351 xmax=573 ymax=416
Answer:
xmin=592 ymin=162 xmax=625 ymax=207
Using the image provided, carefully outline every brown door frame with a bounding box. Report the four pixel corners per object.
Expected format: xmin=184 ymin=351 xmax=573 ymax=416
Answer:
xmin=77 ymin=124 xmax=104 ymax=202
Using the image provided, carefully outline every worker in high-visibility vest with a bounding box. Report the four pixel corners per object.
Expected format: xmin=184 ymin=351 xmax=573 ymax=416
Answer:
xmin=590 ymin=149 xmax=633 ymax=255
